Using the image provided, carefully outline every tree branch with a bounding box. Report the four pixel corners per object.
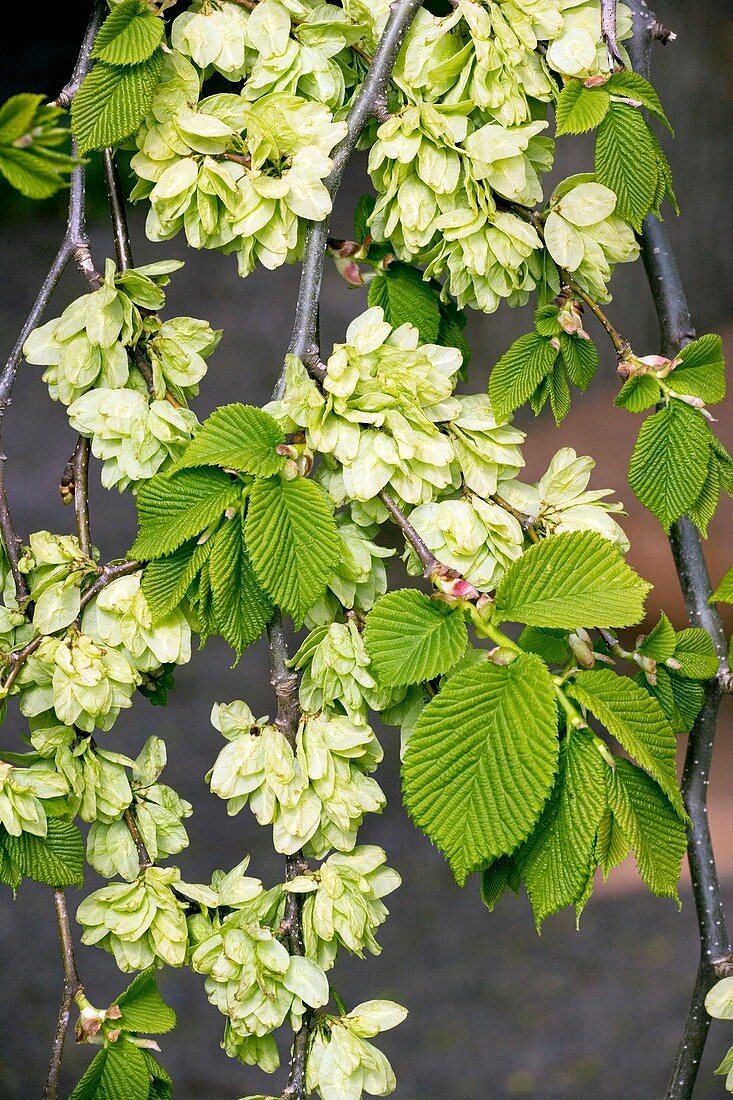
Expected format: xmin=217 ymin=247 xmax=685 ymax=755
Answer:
xmin=123 ymin=807 xmax=153 ymax=870
xmin=102 ymin=149 xmax=134 ymax=273
xmin=624 ymin=5 xmax=733 ymax=1096
xmin=283 ymin=0 xmax=424 ymax=386
xmin=42 ymin=889 xmax=83 ymax=1100
xmin=600 ymin=0 xmax=625 ymax=69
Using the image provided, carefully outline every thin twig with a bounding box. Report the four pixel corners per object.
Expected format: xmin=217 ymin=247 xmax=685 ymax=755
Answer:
xmin=625 ymin=5 xmax=733 ymax=1096
xmin=42 ymin=889 xmax=83 ymax=1100
xmin=123 ymin=807 xmax=153 ymax=870
xmin=102 ymin=150 xmax=134 ymax=272
xmin=562 ymin=277 xmax=631 ymax=359
xmin=379 ymin=489 xmax=445 ymax=577
xmin=71 ymin=438 xmax=92 ymax=558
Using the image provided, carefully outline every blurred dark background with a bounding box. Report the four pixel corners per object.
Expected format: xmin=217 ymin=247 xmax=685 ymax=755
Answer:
xmin=2 ymin=3 xmax=733 ymax=1098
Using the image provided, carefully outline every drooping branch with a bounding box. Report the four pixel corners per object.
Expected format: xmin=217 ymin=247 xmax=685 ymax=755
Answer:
xmin=625 ymin=5 xmax=733 ymax=1097
xmin=265 ymin=7 xmax=426 ymax=1093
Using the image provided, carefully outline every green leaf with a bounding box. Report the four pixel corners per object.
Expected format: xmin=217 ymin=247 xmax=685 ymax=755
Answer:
xmin=209 ymin=513 xmax=273 ymax=657
xmin=711 ymin=565 xmax=733 ymax=605
xmin=367 ymin=263 xmax=441 ymax=343
xmin=634 ymin=667 xmax=704 ymax=736
xmin=605 ymin=759 xmax=686 ymax=901
xmin=547 ymin=362 xmax=571 ymax=424
xmin=614 ymin=374 xmax=661 ymax=413
xmin=673 ymin=628 xmax=719 ymax=679
xmin=559 ymin=333 xmax=598 ymax=391
xmin=628 ymin=402 xmax=710 ymax=532
xmin=489 ymin=332 xmax=559 ymax=420
xmin=3 ymin=818 xmax=84 ymax=887
xmin=0 ymin=93 xmax=45 ymax=144
xmin=354 ymin=194 xmax=375 ymax=244
xmin=402 ymin=652 xmax=559 ymax=885
xmin=495 ymin=531 xmax=651 ymax=629
xmin=606 ymin=70 xmax=673 ymax=132
xmin=171 ymin=405 xmax=285 ymax=476
xmin=555 ymin=80 xmax=610 ymax=135
xmin=141 ymin=1052 xmax=172 ymax=1100
xmin=113 ymin=968 xmax=177 ymax=1034
xmin=132 ymin=468 xmax=242 ymax=561
xmin=437 ymin=296 xmax=470 ymax=371
xmin=72 ymin=51 xmax=163 ymax=154
xmin=92 ymin=0 xmax=165 ymax=66
xmin=70 ymin=1040 xmax=150 ymax=1100
xmin=595 ymin=808 xmax=630 ymax=878
xmin=0 ymin=146 xmax=74 ymax=200
xmin=141 ymin=538 xmax=213 ymax=623
xmin=518 ymin=626 xmax=571 ymax=666
xmin=668 ymin=334 xmax=726 ymax=405
xmin=567 ymin=669 xmax=685 ymax=819
xmin=637 ymin=612 xmax=676 ymax=661
xmin=517 ymin=727 xmax=606 ymax=928
xmin=245 ymin=476 xmax=340 ymax=627
xmin=0 ymin=837 xmax=21 ymax=889
xmin=595 ymin=104 xmax=658 ymax=231
xmin=479 ymin=855 xmax=519 ymax=912
xmin=365 ymin=589 xmax=468 ymax=687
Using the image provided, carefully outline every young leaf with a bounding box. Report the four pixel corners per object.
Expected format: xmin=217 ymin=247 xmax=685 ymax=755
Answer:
xmin=402 ymin=652 xmax=559 ymax=885
xmin=595 ymin=807 xmax=630 ymax=879
xmin=92 ymin=0 xmax=165 ymax=66
xmin=615 ymin=374 xmax=661 ymax=413
xmin=245 ymin=476 xmax=340 ymax=627
xmin=132 ymin=468 xmax=242 ymax=561
xmin=628 ymin=402 xmax=711 ymax=532
xmin=567 ymin=669 xmax=685 ymax=818
xmin=0 ymin=837 xmax=21 ymax=889
xmin=141 ymin=539 xmax=213 ymax=623
xmin=668 ymin=334 xmax=726 ymax=405
xmin=171 ymin=404 xmax=285 ymax=476
xmin=518 ymin=626 xmax=571 ymax=666
xmin=479 ymin=855 xmax=519 ymax=912
xmin=555 ymin=80 xmax=610 ymax=135
xmin=209 ymin=513 xmax=273 ymax=656
xmin=70 ymin=1040 xmax=150 ymax=1100
xmin=72 ymin=51 xmax=163 ymax=154
xmin=367 ymin=263 xmax=441 ymax=344
xmin=517 ymin=727 xmax=606 ymax=928
xmin=354 ymin=194 xmax=375 ymax=244
xmin=595 ymin=104 xmax=658 ymax=231
xmin=559 ymin=333 xmax=598 ymax=391
xmin=711 ymin=565 xmax=733 ymax=605
xmin=637 ymin=612 xmax=676 ymax=661
xmin=437 ymin=296 xmax=470 ymax=370
xmin=365 ymin=589 xmax=468 ymax=687
xmin=605 ymin=759 xmax=686 ymax=900
xmin=494 ymin=531 xmax=651 ymax=629
xmin=635 ymin=666 xmax=704 ymax=736
xmin=113 ymin=968 xmax=177 ymax=1034
xmin=673 ymin=628 xmax=719 ymax=679
xmin=606 ymin=70 xmax=672 ymax=132
xmin=3 ymin=818 xmax=84 ymax=887
xmin=489 ymin=332 xmax=559 ymax=420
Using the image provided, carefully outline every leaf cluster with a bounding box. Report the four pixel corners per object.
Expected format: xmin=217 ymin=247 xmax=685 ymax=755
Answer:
xmin=72 ymin=0 xmax=165 ymax=154
xmin=134 ymin=404 xmax=341 ymax=653
xmin=0 ymin=94 xmax=78 ymax=200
